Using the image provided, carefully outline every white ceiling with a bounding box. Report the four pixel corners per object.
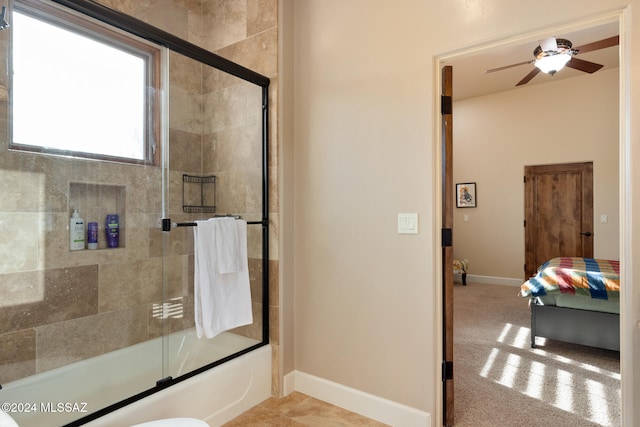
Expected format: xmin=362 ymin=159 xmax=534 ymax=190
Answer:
xmin=443 ymin=21 xmax=619 ymax=101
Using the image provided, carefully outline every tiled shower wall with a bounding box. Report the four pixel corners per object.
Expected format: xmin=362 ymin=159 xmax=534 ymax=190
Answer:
xmin=0 ymin=0 xmax=279 ymax=392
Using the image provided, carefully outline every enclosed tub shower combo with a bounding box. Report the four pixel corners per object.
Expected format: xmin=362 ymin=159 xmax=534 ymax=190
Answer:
xmin=0 ymin=0 xmax=271 ymax=425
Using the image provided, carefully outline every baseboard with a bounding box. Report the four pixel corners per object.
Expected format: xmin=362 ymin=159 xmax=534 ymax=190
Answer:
xmin=283 ymin=371 xmax=430 ymax=427
xmin=283 ymin=369 xmax=296 ymax=395
xmin=463 ymin=274 xmax=523 ymax=287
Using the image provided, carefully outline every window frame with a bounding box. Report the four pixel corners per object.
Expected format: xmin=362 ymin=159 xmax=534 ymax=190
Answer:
xmin=9 ymin=0 xmax=161 ymax=165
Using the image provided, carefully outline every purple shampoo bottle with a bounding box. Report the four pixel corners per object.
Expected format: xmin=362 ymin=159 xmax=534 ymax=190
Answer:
xmin=87 ymin=222 xmax=98 ymax=249
xmin=105 ymin=214 xmax=119 ymax=248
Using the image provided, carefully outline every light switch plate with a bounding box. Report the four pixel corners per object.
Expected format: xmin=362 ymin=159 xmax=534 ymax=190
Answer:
xmin=398 ymin=213 xmax=419 ymax=234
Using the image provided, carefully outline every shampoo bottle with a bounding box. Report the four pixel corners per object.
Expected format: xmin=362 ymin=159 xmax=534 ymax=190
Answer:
xmin=105 ymin=214 xmax=119 ymax=248
xmin=69 ymin=209 xmax=85 ymax=250
xmin=87 ymin=222 xmax=98 ymax=250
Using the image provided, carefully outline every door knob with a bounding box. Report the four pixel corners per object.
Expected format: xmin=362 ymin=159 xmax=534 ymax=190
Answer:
xmin=580 ymin=231 xmax=592 ymax=237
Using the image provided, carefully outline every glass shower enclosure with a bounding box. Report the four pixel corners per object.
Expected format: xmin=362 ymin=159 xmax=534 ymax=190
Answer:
xmin=0 ymin=1 xmax=270 ymax=426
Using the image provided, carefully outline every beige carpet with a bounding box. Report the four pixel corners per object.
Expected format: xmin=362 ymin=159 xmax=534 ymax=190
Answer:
xmin=453 ymin=282 xmax=620 ymax=427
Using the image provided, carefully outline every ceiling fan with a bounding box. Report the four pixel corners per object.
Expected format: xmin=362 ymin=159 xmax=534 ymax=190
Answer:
xmin=486 ymin=35 xmax=619 ymax=86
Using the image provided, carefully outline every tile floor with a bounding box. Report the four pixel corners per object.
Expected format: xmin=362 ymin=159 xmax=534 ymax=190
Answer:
xmin=221 ymin=392 xmax=390 ymax=426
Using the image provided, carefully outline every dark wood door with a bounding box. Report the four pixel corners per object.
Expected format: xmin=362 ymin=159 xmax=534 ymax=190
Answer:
xmin=441 ymin=65 xmax=454 ymax=427
xmin=524 ymin=162 xmax=594 ymax=279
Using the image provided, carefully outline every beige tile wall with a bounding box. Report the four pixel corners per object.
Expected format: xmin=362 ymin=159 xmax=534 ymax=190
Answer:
xmin=0 ymin=0 xmax=279 ymax=395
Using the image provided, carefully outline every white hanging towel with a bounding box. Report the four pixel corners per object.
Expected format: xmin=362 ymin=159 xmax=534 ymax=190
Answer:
xmin=193 ymin=218 xmax=253 ymax=339
xmin=215 ymin=217 xmax=241 ymax=273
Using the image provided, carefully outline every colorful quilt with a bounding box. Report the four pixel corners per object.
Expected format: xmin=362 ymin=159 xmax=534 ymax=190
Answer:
xmin=520 ymin=257 xmax=620 ymax=300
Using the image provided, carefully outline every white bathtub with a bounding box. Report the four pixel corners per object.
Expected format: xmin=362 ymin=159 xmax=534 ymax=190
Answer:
xmin=0 ymin=330 xmax=271 ymax=427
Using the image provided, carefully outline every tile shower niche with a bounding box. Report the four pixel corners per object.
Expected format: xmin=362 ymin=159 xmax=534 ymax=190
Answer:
xmin=69 ymin=182 xmax=126 ymax=250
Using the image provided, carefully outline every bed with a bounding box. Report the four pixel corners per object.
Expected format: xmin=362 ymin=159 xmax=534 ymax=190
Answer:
xmin=520 ymin=257 xmax=620 ymax=351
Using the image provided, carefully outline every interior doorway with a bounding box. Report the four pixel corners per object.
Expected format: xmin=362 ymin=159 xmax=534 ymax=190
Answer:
xmin=436 ymin=13 xmax=625 ymax=426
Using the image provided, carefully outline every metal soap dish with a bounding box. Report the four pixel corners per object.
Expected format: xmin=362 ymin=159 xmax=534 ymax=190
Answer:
xmin=182 ymin=174 xmax=216 ymax=213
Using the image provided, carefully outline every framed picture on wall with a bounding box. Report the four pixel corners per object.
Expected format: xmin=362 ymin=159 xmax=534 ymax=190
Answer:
xmin=456 ymin=182 xmax=477 ymax=208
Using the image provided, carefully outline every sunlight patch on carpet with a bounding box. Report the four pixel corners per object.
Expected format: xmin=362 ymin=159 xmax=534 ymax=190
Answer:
xmin=554 ymin=369 xmax=574 ymax=412
xmin=497 ymin=353 xmax=521 ymax=388
xmin=513 ymin=326 xmax=529 ymax=348
xmin=586 ymin=378 xmax=611 ymax=426
xmin=474 ymin=322 xmax=619 ymax=426
xmin=524 ymin=360 xmax=545 ymax=399
xmin=497 ymin=323 xmax=512 ymax=343
xmin=480 ymin=348 xmax=499 ymax=377
xmin=532 ymin=348 xmax=621 ymax=380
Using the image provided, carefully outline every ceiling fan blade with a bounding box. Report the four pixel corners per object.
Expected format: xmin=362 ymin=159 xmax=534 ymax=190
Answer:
xmin=485 ymin=60 xmax=533 ymax=73
xmin=515 ymin=68 xmax=541 ymax=86
xmin=575 ymin=35 xmax=619 ymax=54
xmin=565 ymin=57 xmax=604 ymax=73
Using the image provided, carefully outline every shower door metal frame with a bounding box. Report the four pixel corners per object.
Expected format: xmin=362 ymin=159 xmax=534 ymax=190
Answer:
xmin=48 ymin=1 xmax=271 ymax=426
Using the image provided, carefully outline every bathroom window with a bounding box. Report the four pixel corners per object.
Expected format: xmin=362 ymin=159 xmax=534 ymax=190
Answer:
xmin=9 ymin=0 xmax=161 ymax=164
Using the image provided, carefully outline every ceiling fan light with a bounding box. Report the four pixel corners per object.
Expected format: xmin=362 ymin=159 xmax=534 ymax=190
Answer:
xmin=535 ymin=53 xmax=571 ymax=75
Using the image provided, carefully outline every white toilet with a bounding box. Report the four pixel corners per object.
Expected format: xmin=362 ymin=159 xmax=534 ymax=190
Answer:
xmin=131 ymin=418 xmax=209 ymax=427
xmin=0 ymin=411 xmax=19 ymax=427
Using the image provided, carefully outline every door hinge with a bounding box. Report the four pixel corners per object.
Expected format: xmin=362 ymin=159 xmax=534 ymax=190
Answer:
xmin=524 ymin=219 xmax=526 ymax=227
xmin=442 ymin=361 xmax=453 ymax=381
xmin=162 ymin=218 xmax=172 ymax=232
xmin=441 ymin=95 xmax=452 ymax=115
xmin=442 ymin=228 xmax=452 ymax=247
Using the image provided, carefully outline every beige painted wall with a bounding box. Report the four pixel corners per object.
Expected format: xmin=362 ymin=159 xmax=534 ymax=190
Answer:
xmin=453 ymin=68 xmax=619 ymax=280
xmin=283 ymin=1 xmax=640 ymax=425
xmin=288 ymin=0 xmax=435 ymax=410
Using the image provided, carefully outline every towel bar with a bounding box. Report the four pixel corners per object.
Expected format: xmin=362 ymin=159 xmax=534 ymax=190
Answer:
xmin=162 ymin=217 xmax=266 ymax=231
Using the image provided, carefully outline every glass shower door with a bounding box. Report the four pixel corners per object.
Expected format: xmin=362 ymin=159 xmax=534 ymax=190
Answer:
xmin=161 ymin=48 xmax=267 ymax=381
xmin=0 ymin=0 xmax=270 ymax=424
xmin=0 ymin=2 xmax=167 ymax=424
